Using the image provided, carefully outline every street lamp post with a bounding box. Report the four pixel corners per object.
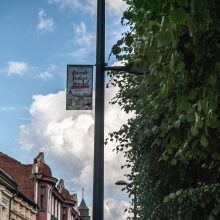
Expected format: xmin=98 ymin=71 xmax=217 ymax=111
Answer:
xmin=92 ymin=0 xmax=105 ymax=220
xmin=92 ymin=0 xmax=144 ymax=219
xmin=115 ymin=180 xmax=137 ymax=220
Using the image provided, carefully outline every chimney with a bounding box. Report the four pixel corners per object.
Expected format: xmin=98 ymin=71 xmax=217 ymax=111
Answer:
xmin=57 ymin=179 xmax=64 ymax=192
xmin=32 ymin=163 xmax=39 ymax=175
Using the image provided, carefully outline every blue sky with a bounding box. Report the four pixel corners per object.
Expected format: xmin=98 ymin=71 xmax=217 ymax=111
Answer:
xmin=0 ymin=0 xmax=131 ymax=219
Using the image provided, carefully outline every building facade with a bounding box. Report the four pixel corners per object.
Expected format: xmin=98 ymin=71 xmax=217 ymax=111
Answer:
xmin=0 ymin=152 xmax=82 ymax=220
xmin=0 ymin=168 xmax=38 ymax=220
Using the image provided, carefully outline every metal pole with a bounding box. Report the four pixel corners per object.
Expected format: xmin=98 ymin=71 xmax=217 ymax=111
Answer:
xmin=93 ymin=0 xmax=105 ymax=219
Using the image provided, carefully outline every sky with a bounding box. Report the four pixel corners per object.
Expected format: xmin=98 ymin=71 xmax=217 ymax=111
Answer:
xmin=0 ymin=0 xmax=132 ymax=219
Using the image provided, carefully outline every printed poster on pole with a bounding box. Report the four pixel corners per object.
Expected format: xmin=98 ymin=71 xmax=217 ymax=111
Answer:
xmin=66 ymin=65 xmax=93 ymax=110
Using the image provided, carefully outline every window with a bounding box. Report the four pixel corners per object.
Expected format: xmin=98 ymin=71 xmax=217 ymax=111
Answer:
xmin=40 ymin=186 xmax=46 ymax=210
xmin=62 ymin=208 xmax=66 ymax=220
xmin=54 ymin=199 xmax=56 ymax=215
xmin=48 ymin=189 xmax=52 ymax=213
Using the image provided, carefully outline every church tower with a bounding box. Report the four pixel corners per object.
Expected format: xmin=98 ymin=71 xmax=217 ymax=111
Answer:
xmin=79 ymin=188 xmax=90 ymax=220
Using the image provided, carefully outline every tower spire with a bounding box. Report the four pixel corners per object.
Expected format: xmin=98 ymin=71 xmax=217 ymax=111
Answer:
xmin=79 ymin=188 xmax=90 ymax=220
xmin=82 ymin=187 xmax=84 ymax=199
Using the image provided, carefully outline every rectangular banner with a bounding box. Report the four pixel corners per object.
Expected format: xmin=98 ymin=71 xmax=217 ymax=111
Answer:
xmin=66 ymin=65 xmax=93 ymax=110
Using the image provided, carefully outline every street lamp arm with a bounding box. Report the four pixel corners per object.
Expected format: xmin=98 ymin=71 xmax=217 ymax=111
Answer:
xmin=105 ymin=65 xmax=128 ymax=72
xmin=105 ymin=62 xmax=148 ymax=75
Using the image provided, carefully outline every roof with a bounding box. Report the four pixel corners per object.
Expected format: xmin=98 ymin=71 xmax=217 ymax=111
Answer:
xmin=0 ymin=168 xmax=38 ymax=209
xmin=57 ymin=179 xmax=77 ymax=204
xmin=60 ymin=187 xmax=71 ymax=200
xmin=0 ymin=168 xmax=17 ymax=191
xmin=79 ymin=198 xmax=89 ymax=210
xmin=34 ymin=152 xmax=52 ymax=177
xmin=0 ymin=151 xmax=75 ymax=209
xmin=0 ymin=152 xmax=35 ymax=201
xmin=39 ymin=162 xmax=52 ymax=177
xmin=0 ymin=151 xmax=56 ymax=202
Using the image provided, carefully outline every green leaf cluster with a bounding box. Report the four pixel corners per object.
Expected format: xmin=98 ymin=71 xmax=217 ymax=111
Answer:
xmin=108 ymin=0 xmax=220 ymax=219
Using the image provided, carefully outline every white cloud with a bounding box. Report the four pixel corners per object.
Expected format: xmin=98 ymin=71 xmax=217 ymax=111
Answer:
xmin=35 ymin=71 xmax=52 ymax=80
xmin=7 ymin=61 xmax=28 ymax=76
xmin=111 ymin=60 xmax=127 ymax=67
xmin=74 ymin=22 xmax=95 ymax=48
xmin=34 ymin=64 xmax=57 ymax=81
xmin=0 ymin=106 xmax=16 ymax=111
xmin=68 ymin=22 xmax=95 ymax=60
xmin=5 ymin=61 xmax=58 ymax=80
xmin=37 ymin=9 xmax=55 ymax=32
xmin=46 ymin=0 xmax=127 ymax=62
xmin=0 ymin=106 xmax=28 ymax=112
xmin=106 ymin=0 xmax=127 ymax=16
xmin=104 ymin=198 xmax=130 ymax=220
xmin=48 ymin=0 xmax=92 ymax=12
xmin=19 ymin=85 xmax=132 ymax=218
xmin=48 ymin=0 xmax=126 ymax=16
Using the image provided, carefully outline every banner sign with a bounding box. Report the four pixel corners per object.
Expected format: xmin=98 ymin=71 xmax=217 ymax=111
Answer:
xmin=66 ymin=65 xmax=93 ymax=110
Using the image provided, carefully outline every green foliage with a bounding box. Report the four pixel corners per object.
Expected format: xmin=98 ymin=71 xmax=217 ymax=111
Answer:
xmin=108 ymin=0 xmax=220 ymax=219
xmin=164 ymin=184 xmax=220 ymax=219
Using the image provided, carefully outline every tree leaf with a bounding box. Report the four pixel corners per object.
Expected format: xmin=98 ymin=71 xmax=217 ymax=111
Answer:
xmin=171 ymin=158 xmax=177 ymax=166
xmin=170 ymin=8 xmax=188 ymax=25
xmin=200 ymin=135 xmax=208 ymax=147
xmin=177 ymin=0 xmax=189 ymax=8
xmin=158 ymin=30 xmax=174 ymax=47
xmin=112 ymin=44 xmax=121 ymax=55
